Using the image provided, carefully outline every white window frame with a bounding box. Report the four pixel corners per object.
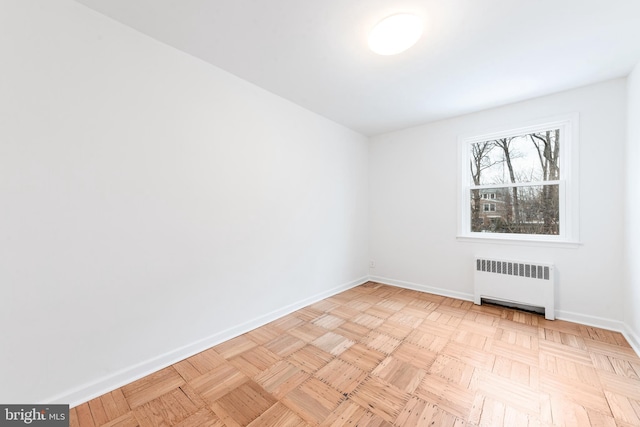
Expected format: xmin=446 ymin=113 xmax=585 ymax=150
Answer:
xmin=457 ymin=113 xmax=580 ymax=246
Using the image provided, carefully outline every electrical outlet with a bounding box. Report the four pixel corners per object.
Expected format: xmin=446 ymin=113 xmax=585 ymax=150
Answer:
xmin=369 ymin=260 xmax=376 ymax=268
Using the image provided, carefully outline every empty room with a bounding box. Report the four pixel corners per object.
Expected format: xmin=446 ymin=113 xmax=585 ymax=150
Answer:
xmin=2 ymin=1 xmax=640 ymax=426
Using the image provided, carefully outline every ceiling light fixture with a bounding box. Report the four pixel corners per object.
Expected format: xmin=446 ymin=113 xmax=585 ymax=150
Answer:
xmin=368 ymin=14 xmax=423 ymax=55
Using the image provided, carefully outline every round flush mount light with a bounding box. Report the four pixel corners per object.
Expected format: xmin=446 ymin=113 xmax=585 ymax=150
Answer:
xmin=368 ymin=14 xmax=423 ymax=55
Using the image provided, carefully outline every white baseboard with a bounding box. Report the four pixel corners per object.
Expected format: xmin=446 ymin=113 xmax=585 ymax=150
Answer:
xmin=555 ymin=309 xmax=626 ymax=333
xmin=368 ymin=275 xmax=474 ymax=302
xmin=623 ymin=324 xmax=640 ymax=357
xmin=555 ymin=310 xmax=640 ymax=358
xmin=48 ymin=276 xmax=369 ymax=408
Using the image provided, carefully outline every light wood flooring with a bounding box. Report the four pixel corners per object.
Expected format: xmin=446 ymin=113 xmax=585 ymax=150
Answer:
xmin=70 ymin=282 xmax=640 ymax=427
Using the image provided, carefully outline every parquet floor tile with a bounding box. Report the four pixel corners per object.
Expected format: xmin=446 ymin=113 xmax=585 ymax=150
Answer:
xmin=539 ymin=371 xmax=611 ymax=414
xmin=281 ymin=378 xmax=344 ymax=425
xmin=69 ymin=282 xmax=640 ymax=427
xmin=189 ymin=363 xmax=249 ymax=403
xmin=435 ymin=304 xmax=470 ymax=319
xmin=603 ymin=390 xmax=640 ymax=425
xmin=349 ymin=376 xmax=410 ymax=423
xmin=489 ymin=339 xmax=540 ymax=367
xmin=246 ymin=403 xmax=307 ymax=427
xmin=310 ymin=332 xmax=354 ymax=356
xmin=121 ymin=367 xmax=186 ymax=409
xmin=328 ymin=304 xmax=361 ymax=320
xmin=333 ymin=320 xmax=372 ymax=342
xmin=442 ymin=341 xmax=496 ymax=370
xmin=392 ymin=342 xmax=437 ymax=370
xmin=387 ymin=311 xmax=423 ymax=329
xmin=173 ymin=407 xmax=224 ymax=427
xmin=394 ymin=396 xmax=465 ymax=427
xmin=407 ymin=299 xmax=439 ymax=312
xmin=417 ymin=318 xmax=458 ymax=341
xmin=287 ymin=346 xmax=333 ymax=374
xmin=414 ymin=373 xmax=475 ymax=420
xmin=314 ymin=358 xmax=367 ymax=394
xmin=288 ymin=324 xmax=328 ymax=344
xmin=338 ymin=343 xmax=387 ymax=372
xmin=265 ymin=334 xmax=306 ymax=358
xmin=353 ymin=313 xmax=386 ymax=329
xmin=470 ymin=395 xmax=543 ymax=427
xmin=371 ymin=356 xmax=426 ymax=393
xmin=295 ymin=308 xmax=324 ymax=323
xmin=210 ymin=381 xmax=277 ymax=427
xmin=311 ymin=314 xmax=344 ymax=330
xmin=229 ymin=346 xmax=282 ymax=378
xmin=270 ymin=314 xmax=305 ymax=332
xmin=132 ymin=385 xmax=203 ymax=427
xmin=101 ymin=412 xmax=140 ymax=427
xmin=598 ymin=369 xmax=640 ymax=398
xmin=475 ymin=371 xmax=541 ymax=416
xmin=320 ymin=400 xmax=390 ymax=427
xmin=254 ymin=361 xmax=310 ymax=399
xmin=361 ymin=331 xmax=402 ymax=355
xmin=246 ymin=326 xmax=283 ymax=346
xmin=458 ymin=318 xmax=497 ymax=337
xmin=214 ymin=335 xmax=258 ymax=359
xmin=365 ymin=305 xmax=397 ymax=320
xmin=376 ymin=299 xmax=407 ymax=312
xmin=376 ymin=320 xmax=415 ymax=340
xmin=547 ymin=395 xmax=616 ymax=427
xmin=173 ymin=348 xmax=226 ymax=381
xmin=344 ymin=299 xmax=372 ymax=312
xmin=88 ymin=389 xmax=130 ymax=422
xmin=492 ymin=355 xmax=538 ymax=388
xmin=406 ymin=328 xmax=449 ymax=352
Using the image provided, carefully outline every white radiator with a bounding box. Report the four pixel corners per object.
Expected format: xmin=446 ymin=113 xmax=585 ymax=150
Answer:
xmin=473 ymin=257 xmax=555 ymax=320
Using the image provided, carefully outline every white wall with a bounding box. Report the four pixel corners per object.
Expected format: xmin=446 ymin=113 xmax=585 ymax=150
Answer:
xmin=624 ymin=63 xmax=640 ymax=351
xmin=369 ymin=79 xmax=627 ymax=327
xmin=0 ymin=0 xmax=369 ymax=404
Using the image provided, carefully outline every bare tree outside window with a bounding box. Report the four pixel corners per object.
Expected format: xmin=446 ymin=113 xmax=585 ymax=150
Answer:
xmin=468 ymin=128 xmax=561 ymax=235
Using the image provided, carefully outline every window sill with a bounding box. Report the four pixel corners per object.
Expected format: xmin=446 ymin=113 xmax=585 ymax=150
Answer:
xmin=456 ymin=235 xmax=582 ymax=249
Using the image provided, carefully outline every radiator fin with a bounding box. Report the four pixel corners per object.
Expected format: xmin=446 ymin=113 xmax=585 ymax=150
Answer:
xmin=476 ymin=258 xmax=550 ymax=281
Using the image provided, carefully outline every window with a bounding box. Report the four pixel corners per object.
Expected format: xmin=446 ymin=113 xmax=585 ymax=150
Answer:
xmin=458 ymin=114 xmax=579 ymax=244
xmin=483 ymin=203 xmax=496 ymax=212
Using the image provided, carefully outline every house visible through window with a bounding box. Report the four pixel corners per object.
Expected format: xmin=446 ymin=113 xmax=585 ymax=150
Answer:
xmin=459 ymin=115 xmax=579 ymax=243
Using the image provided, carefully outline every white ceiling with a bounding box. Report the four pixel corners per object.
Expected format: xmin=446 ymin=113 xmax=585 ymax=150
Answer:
xmin=74 ymin=0 xmax=640 ymax=136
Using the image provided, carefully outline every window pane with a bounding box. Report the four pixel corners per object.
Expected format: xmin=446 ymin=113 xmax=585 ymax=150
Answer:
xmin=470 ymin=185 xmax=560 ymax=235
xmin=469 ymin=129 xmax=560 ymax=185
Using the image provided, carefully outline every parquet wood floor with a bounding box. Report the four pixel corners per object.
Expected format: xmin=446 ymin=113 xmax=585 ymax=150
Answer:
xmin=70 ymin=283 xmax=640 ymax=426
